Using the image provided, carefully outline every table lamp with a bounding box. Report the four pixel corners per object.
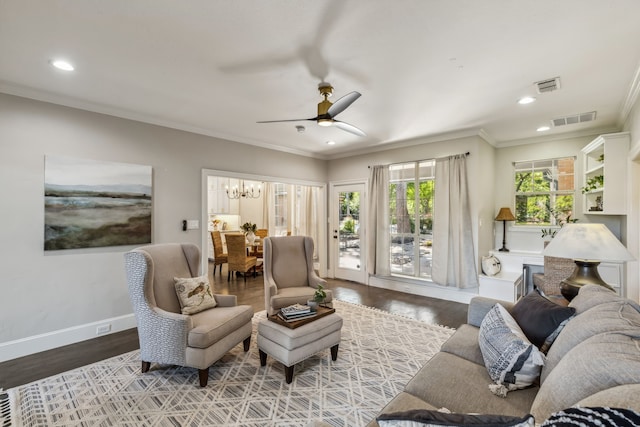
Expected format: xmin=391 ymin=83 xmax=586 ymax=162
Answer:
xmin=495 ymin=207 xmax=516 ymax=252
xmin=543 ymin=223 xmax=635 ymax=300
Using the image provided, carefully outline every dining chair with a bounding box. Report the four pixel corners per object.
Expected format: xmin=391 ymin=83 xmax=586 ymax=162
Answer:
xmin=252 ymin=229 xmax=268 ymax=258
xmin=226 ymin=233 xmax=258 ymax=282
xmin=211 ymin=230 xmax=228 ymax=275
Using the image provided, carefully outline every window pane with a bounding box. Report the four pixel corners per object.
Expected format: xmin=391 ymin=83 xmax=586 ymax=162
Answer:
xmin=389 ymin=160 xmax=435 ymax=279
xmin=514 ymin=157 xmax=575 ymax=226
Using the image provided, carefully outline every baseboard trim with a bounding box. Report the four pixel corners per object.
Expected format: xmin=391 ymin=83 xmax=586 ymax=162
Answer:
xmin=0 ymin=314 xmax=137 ymax=363
xmin=368 ymin=275 xmax=477 ymax=304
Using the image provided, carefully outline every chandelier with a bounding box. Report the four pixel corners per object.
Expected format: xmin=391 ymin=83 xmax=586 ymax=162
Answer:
xmin=226 ymin=181 xmax=261 ymax=199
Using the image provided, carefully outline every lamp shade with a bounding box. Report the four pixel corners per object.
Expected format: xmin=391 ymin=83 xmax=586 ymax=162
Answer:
xmin=543 ymin=223 xmax=635 ymax=263
xmin=495 ymin=207 xmax=516 ymax=221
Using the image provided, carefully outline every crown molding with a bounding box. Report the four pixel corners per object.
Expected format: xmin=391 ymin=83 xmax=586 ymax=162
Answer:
xmin=0 ymin=82 xmax=328 ymax=160
xmin=619 ymin=60 xmax=640 ymax=127
xmin=492 ymin=125 xmax=621 ymax=148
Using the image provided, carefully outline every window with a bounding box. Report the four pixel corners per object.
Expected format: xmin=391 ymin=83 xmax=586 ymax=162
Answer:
xmin=514 ymin=157 xmax=575 ymax=226
xmin=273 ymin=183 xmax=288 ymax=235
xmin=389 ymin=160 xmax=435 ymax=279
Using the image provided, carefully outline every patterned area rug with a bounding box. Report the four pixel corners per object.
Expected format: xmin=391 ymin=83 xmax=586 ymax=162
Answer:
xmin=5 ymin=300 xmax=454 ymax=427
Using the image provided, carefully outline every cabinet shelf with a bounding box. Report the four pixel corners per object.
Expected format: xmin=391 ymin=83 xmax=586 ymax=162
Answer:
xmin=585 ymin=164 xmax=604 ymax=175
xmin=581 ymin=133 xmax=629 ymax=215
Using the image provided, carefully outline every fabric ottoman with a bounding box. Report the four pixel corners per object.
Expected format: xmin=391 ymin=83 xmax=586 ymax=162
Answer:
xmin=257 ymin=312 xmax=343 ymax=383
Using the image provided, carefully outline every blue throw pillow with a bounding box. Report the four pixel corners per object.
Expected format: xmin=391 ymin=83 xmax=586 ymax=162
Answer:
xmin=511 ymin=290 xmax=575 ymax=352
xmin=478 ymin=304 xmax=545 ymax=397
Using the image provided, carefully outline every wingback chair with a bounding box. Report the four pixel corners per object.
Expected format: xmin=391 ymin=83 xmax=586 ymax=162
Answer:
xmin=263 ymin=236 xmax=332 ymax=316
xmin=124 ymin=243 xmax=253 ymax=387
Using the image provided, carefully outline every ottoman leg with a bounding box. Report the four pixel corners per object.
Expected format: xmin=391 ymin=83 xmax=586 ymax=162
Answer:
xmin=285 ymin=365 xmax=294 ymax=384
xmin=259 ymin=349 xmax=267 ymax=366
xmin=330 ymin=344 xmax=339 ymax=361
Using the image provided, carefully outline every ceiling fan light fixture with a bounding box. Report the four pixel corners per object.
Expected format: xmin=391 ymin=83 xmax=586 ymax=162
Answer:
xmin=317 ymin=119 xmax=333 ymax=127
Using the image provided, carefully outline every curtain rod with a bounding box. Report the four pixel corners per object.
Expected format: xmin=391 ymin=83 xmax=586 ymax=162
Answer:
xmin=368 ymin=151 xmax=470 ymax=168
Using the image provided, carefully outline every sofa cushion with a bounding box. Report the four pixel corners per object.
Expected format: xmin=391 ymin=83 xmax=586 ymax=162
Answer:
xmin=575 ymin=384 xmax=640 ymax=409
xmin=478 ymin=304 xmax=545 ymax=396
xmin=541 ymin=300 xmax=640 ymax=383
xmin=377 ymin=409 xmax=534 ymax=427
xmin=174 ymin=276 xmax=217 ymax=315
xmin=531 ymin=332 xmax=640 ymax=421
xmin=440 ymin=324 xmax=484 ymax=366
xmin=188 ymin=305 xmax=253 ymax=348
xmin=510 ymin=290 xmax=575 ymax=352
xmin=404 ymin=352 xmax=539 ymax=417
xmin=569 ymin=284 xmax=637 ymax=314
xmin=539 ymin=407 xmax=640 ymax=427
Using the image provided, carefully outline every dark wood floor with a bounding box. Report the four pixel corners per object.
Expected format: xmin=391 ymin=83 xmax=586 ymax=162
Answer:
xmin=0 ymin=262 xmax=467 ymax=389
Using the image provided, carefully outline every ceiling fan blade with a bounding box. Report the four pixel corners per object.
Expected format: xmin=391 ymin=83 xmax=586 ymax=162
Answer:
xmin=334 ymin=120 xmax=366 ymax=137
xmin=327 ymin=91 xmax=361 ymax=118
xmin=257 ymin=118 xmax=317 ymax=123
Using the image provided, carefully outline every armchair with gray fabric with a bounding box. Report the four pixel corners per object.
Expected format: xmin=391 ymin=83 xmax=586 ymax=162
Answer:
xmin=124 ymin=243 xmax=253 ymax=387
xmin=263 ymin=236 xmax=332 ymax=316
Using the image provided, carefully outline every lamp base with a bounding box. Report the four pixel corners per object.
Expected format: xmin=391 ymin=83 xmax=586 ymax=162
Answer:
xmin=560 ymin=260 xmax=615 ymax=301
xmin=498 ymin=247 xmax=510 ymax=252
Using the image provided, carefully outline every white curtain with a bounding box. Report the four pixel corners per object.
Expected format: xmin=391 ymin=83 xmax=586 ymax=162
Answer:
xmin=262 ymin=182 xmax=276 ymax=234
xmin=366 ymin=165 xmax=390 ymax=276
xmin=299 ymin=186 xmax=321 ymax=258
xmin=431 ymin=154 xmax=478 ymax=288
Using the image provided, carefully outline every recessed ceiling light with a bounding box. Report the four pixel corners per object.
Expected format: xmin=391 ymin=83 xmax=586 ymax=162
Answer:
xmin=50 ymin=59 xmax=74 ymax=71
xmin=537 ymin=126 xmax=550 ymax=132
xmin=326 ymin=140 xmax=336 ymax=145
xmin=518 ymin=96 xmax=536 ymax=105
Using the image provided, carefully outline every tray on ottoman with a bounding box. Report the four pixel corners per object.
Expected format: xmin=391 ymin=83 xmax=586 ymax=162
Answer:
xmin=269 ymin=305 xmax=335 ymax=329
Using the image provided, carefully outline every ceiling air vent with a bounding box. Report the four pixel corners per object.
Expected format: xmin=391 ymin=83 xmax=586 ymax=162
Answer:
xmin=551 ymin=111 xmax=597 ymax=127
xmin=535 ymin=77 xmax=561 ymax=94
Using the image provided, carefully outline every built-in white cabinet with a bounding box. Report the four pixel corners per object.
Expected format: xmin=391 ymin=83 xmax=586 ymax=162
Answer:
xmin=478 ymin=250 xmax=625 ymax=301
xmin=581 ymin=132 xmax=629 ymax=215
xmin=479 ymin=251 xmax=542 ymax=303
xmin=208 ymin=177 xmax=239 ymax=215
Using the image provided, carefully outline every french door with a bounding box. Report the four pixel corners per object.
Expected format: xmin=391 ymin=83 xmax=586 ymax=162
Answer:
xmin=330 ymin=182 xmax=366 ymax=283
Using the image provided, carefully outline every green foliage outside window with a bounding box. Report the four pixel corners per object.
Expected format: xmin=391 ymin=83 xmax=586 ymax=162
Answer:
xmin=514 ymin=158 xmax=575 ymax=226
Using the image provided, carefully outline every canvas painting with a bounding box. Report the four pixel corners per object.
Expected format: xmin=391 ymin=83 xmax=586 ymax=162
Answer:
xmin=44 ymin=156 xmax=152 ymax=250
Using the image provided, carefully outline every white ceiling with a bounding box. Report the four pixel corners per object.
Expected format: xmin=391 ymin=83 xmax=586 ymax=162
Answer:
xmin=2 ymin=0 xmax=640 ymax=159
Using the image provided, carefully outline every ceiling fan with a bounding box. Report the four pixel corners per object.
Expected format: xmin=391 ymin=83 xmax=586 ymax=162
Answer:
xmin=257 ymin=82 xmax=366 ymax=137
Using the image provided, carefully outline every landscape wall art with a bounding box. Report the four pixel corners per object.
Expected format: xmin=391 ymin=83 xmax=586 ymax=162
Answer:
xmin=44 ymin=156 xmax=152 ymax=250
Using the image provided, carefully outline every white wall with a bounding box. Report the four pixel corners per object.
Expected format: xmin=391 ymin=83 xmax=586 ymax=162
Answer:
xmin=0 ymin=93 xmax=327 ymax=360
xmin=623 ymin=92 xmax=640 ymax=302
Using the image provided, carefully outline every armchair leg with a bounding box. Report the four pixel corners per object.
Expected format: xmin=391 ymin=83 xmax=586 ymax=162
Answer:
xmin=228 ymin=270 xmax=231 ymax=281
xmin=141 ymin=361 xmax=151 ymax=373
xmin=243 ymin=336 xmax=251 ymax=352
xmin=198 ymin=368 xmax=209 ymax=387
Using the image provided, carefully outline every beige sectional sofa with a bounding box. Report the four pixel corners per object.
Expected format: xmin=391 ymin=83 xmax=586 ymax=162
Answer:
xmin=367 ymin=284 xmax=640 ymax=426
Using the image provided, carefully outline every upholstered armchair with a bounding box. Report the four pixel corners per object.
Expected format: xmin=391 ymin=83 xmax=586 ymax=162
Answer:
xmin=124 ymin=243 xmax=253 ymax=387
xmin=263 ymin=236 xmax=333 ymax=316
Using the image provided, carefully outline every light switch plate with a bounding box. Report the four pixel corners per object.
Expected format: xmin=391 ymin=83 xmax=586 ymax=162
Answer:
xmin=186 ymin=220 xmax=199 ymax=230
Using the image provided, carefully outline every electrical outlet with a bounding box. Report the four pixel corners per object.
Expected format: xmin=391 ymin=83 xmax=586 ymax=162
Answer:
xmin=96 ymin=324 xmax=111 ymax=335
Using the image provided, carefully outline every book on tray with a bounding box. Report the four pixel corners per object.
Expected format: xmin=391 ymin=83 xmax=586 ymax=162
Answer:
xmin=279 ymin=303 xmax=317 ymax=321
